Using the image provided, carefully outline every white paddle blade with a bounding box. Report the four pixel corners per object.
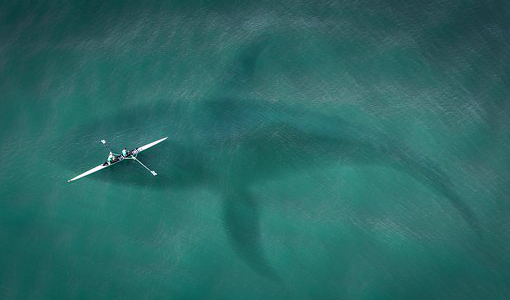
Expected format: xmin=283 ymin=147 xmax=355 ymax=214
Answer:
xmin=101 ymin=140 xmax=106 ymax=144
xmin=151 ymin=171 xmax=157 ymax=176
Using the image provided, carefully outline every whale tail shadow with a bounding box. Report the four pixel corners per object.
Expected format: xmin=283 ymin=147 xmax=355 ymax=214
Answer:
xmin=389 ymin=150 xmax=483 ymax=237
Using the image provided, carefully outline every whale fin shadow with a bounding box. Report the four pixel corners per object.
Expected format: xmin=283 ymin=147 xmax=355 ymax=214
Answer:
xmin=222 ymin=187 xmax=280 ymax=280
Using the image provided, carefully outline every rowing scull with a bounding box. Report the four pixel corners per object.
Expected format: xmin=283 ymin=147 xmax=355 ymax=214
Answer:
xmin=67 ymin=137 xmax=167 ymax=182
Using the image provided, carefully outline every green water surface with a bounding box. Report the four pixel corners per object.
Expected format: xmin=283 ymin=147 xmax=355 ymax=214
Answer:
xmin=0 ymin=1 xmax=509 ymax=299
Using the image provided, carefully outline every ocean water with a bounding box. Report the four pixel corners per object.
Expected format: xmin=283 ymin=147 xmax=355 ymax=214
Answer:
xmin=1 ymin=0 xmax=509 ymax=299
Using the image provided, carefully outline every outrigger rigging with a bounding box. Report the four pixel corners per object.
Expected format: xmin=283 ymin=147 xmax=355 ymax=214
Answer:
xmin=67 ymin=137 xmax=168 ymax=182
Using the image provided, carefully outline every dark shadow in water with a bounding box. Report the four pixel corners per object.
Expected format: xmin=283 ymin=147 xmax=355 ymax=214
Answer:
xmin=235 ymin=117 xmax=482 ymax=236
xmin=223 ymin=187 xmax=281 ymax=280
xmin=55 ymin=95 xmax=484 ymax=279
xmin=54 ymin=96 xmax=483 ymax=280
xmin=388 ymin=151 xmax=483 ymax=237
xmin=222 ymin=38 xmax=270 ymax=93
xmin=55 ymin=34 xmax=483 ymax=279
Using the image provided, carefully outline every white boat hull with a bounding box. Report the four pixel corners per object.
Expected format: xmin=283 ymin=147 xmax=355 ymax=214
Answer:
xmin=67 ymin=137 xmax=167 ymax=182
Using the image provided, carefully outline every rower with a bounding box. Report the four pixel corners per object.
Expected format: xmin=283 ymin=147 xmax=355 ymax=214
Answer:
xmin=107 ymin=152 xmax=114 ymax=164
xmin=122 ymin=148 xmax=128 ymax=157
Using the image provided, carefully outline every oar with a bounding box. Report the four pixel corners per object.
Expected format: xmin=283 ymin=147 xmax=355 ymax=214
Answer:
xmin=101 ymin=140 xmax=119 ymax=155
xmin=132 ymin=157 xmax=158 ymax=176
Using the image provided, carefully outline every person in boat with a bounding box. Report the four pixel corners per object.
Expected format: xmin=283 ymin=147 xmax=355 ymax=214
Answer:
xmin=107 ymin=152 xmax=115 ymax=165
xmin=122 ymin=148 xmax=129 ymax=157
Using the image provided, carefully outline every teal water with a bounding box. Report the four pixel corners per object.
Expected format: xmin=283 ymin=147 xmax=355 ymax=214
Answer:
xmin=1 ymin=1 xmax=510 ymax=299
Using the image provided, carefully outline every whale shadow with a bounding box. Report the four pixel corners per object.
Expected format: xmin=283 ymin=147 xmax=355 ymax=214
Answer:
xmin=58 ymin=98 xmax=481 ymax=278
xmin=54 ymin=96 xmax=483 ymax=280
xmin=54 ymin=38 xmax=482 ymax=280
